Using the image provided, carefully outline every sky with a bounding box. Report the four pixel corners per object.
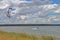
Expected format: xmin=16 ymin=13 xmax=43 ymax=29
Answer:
xmin=26 ymin=0 xmax=60 ymax=4
xmin=26 ymin=0 xmax=32 ymax=1
xmin=0 ymin=0 xmax=60 ymax=24
xmin=51 ymin=0 xmax=60 ymax=4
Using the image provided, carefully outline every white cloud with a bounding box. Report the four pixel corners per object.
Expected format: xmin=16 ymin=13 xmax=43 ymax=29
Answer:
xmin=0 ymin=0 xmax=60 ymax=24
xmin=17 ymin=15 xmax=28 ymax=20
xmin=0 ymin=1 xmax=10 ymax=9
xmin=42 ymin=4 xmax=58 ymax=10
xmin=54 ymin=9 xmax=60 ymax=13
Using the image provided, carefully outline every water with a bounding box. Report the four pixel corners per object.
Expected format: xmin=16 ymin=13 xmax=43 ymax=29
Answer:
xmin=0 ymin=26 xmax=60 ymax=38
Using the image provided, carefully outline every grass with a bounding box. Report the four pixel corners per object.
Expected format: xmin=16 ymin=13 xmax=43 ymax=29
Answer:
xmin=0 ymin=31 xmax=56 ymax=40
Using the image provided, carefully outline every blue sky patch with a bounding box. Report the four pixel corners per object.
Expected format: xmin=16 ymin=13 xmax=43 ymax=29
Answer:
xmin=51 ymin=0 xmax=60 ymax=4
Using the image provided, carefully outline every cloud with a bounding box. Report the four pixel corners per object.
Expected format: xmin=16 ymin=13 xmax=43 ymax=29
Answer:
xmin=0 ymin=0 xmax=60 ymax=24
xmin=54 ymin=8 xmax=60 ymax=13
xmin=0 ymin=1 xmax=10 ymax=9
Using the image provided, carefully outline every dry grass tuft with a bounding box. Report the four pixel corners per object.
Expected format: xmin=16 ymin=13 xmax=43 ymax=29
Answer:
xmin=0 ymin=31 xmax=56 ymax=40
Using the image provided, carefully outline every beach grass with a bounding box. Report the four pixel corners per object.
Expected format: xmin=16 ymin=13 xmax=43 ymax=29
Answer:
xmin=0 ymin=31 xmax=56 ymax=40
